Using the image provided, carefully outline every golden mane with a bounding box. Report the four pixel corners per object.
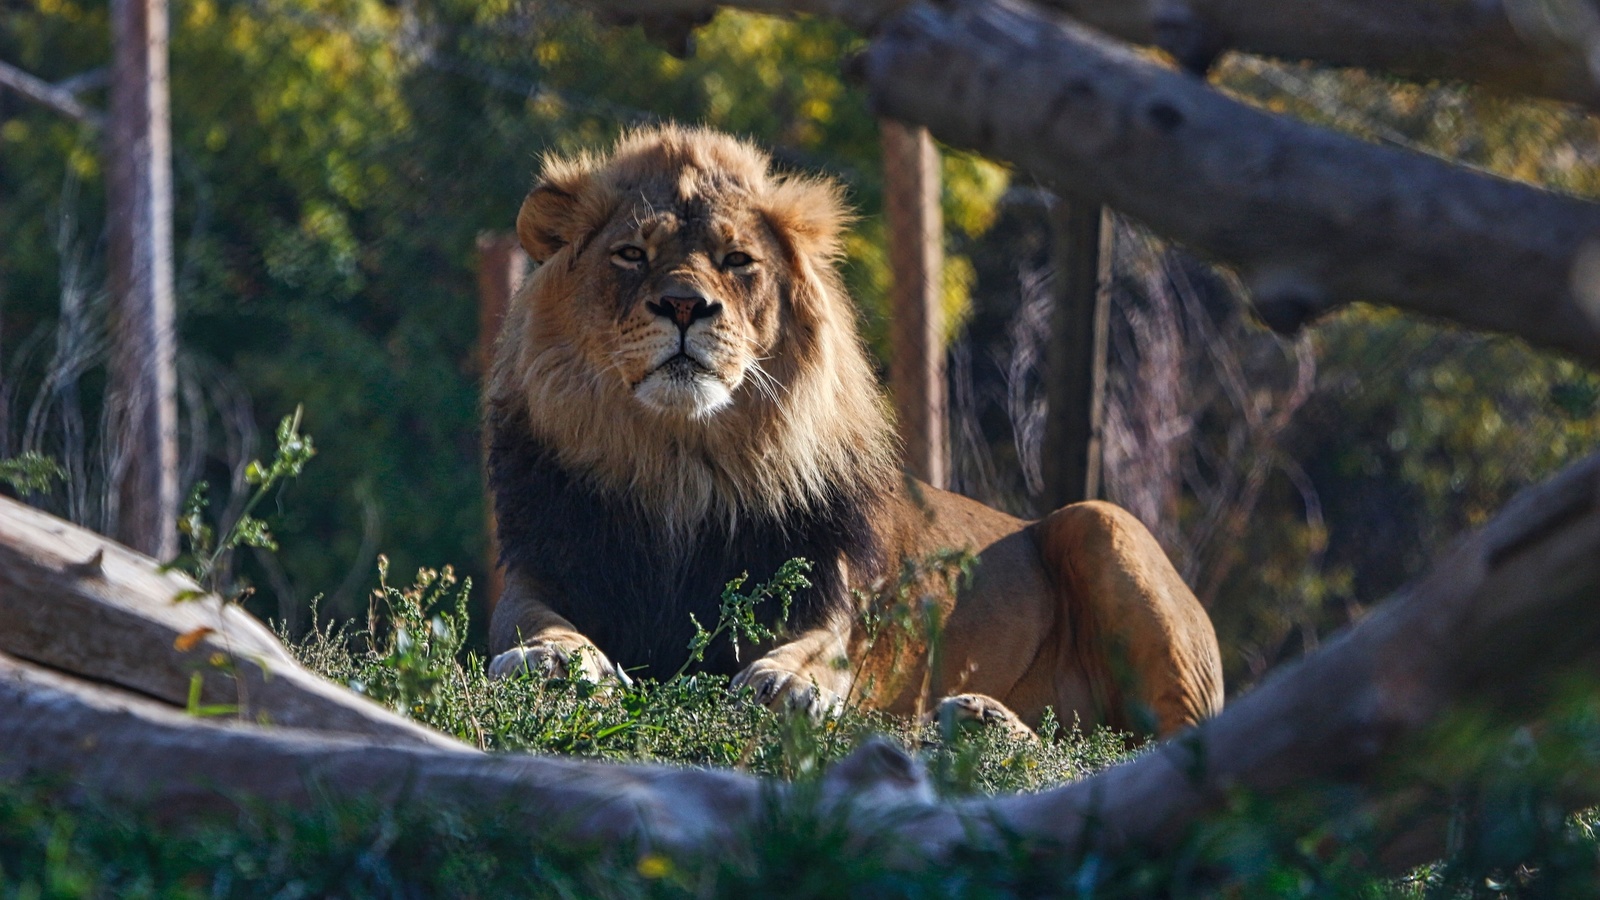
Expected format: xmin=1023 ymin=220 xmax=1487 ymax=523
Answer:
xmin=486 ymin=125 xmax=897 ymax=536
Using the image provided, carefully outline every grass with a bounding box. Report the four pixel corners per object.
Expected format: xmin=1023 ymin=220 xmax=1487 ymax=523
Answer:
xmin=6 ymin=561 xmax=1600 ymax=896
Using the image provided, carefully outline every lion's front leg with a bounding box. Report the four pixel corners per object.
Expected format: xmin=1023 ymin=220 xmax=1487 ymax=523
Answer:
xmin=730 ymin=623 xmax=854 ymax=718
xmin=487 ymin=571 xmax=631 ymax=686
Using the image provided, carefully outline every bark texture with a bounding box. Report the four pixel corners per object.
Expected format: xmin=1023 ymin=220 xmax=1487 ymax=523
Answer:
xmin=0 ymin=497 xmax=454 ymax=746
xmin=858 ymin=0 xmax=1600 ymax=361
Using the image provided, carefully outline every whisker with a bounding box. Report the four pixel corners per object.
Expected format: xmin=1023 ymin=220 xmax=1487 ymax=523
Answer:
xmin=746 ymin=360 xmax=786 ymax=405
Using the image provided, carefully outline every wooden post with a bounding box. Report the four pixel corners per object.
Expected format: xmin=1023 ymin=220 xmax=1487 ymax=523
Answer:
xmin=1041 ymin=200 xmax=1111 ymax=509
xmin=476 ymin=234 xmax=528 ymax=616
xmin=881 ymin=119 xmax=948 ymax=488
xmin=106 ymin=0 xmax=178 ymax=559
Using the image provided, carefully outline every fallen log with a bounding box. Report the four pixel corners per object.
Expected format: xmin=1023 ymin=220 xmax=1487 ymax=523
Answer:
xmin=3 ymin=449 xmax=1600 ymax=871
xmin=1035 ymin=0 xmax=1600 ymax=107
xmin=0 ymin=496 xmax=456 ymax=747
xmin=0 ymin=650 xmax=763 ymax=854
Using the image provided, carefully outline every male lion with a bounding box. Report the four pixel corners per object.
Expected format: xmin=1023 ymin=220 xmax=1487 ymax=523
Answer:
xmin=486 ymin=125 xmax=1223 ymax=738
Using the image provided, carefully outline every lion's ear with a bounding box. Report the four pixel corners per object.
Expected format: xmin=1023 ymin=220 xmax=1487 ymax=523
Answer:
xmin=760 ymin=175 xmax=851 ymax=263
xmin=517 ymin=183 xmax=580 ymax=264
xmin=517 ymin=155 xmax=605 ymax=264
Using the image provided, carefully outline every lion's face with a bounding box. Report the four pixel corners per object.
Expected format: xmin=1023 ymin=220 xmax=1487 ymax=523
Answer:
xmin=506 ymin=129 xmax=853 ymax=427
xmin=577 ymin=193 xmax=787 ymax=420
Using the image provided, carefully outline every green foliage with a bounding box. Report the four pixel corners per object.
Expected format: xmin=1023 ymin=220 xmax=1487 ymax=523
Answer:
xmin=679 ymin=556 xmax=811 ymax=680
xmin=353 ymin=555 xmax=471 ymax=720
xmin=304 ymin=556 xmax=1116 ymax=791
xmin=0 ymin=451 xmax=64 ymax=495
xmin=171 ymin=407 xmax=316 ymax=599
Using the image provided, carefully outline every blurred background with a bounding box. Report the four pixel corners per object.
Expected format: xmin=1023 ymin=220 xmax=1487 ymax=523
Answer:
xmin=4 ymin=0 xmax=1599 ymax=689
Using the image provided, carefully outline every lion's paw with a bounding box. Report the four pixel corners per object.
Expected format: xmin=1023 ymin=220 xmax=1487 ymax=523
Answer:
xmin=933 ymin=693 xmax=1037 ymax=741
xmin=488 ymin=638 xmax=632 ymax=687
xmin=731 ymin=662 xmax=841 ymax=720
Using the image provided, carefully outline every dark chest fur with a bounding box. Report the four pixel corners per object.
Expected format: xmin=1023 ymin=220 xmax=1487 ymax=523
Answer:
xmin=488 ymin=410 xmax=886 ymax=677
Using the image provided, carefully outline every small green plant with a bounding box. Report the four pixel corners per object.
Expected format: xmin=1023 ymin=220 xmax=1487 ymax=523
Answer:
xmin=165 ymin=407 xmax=315 ymax=721
xmin=0 ymin=452 xmax=64 ymax=495
xmin=674 ymin=556 xmax=813 ymax=681
xmin=170 ymin=405 xmax=316 ymax=600
xmin=354 ymin=556 xmax=471 ymax=721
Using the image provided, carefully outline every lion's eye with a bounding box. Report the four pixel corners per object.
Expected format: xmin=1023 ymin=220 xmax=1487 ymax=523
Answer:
xmin=613 ymin=246 xmax=647 ymax=265
xmin=722 ymin=251 xmax=755 ymax=269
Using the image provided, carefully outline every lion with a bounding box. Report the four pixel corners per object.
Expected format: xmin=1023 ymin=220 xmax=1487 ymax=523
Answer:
xmin=485 ymin=125 xmax=1224 ymax=738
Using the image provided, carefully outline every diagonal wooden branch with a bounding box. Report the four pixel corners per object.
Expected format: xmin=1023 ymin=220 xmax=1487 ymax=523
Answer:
xmin=5 ymin=449 xmax=1600 ymax=871
xmin=855 ymin=0 xmax=1600 ymax=362
xmin=0 ymin=497 xmax=455 ymax=747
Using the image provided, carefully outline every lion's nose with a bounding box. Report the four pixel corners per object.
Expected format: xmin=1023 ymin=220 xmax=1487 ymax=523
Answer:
xmin=646 ymin=295 xmax=721 ymax=330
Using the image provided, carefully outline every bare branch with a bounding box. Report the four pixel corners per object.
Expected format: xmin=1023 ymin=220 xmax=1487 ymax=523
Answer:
xmin=0 ymin=60 xmax=104 ymax=126
xmin=858 ymin=0 xmax=1600 ymax=362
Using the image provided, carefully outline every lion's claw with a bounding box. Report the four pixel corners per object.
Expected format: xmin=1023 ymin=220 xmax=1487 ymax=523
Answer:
xmin=488 ymin=639 xmax=632 ymax=687
xmin=732 ymin=663 xmax=841 ymax=720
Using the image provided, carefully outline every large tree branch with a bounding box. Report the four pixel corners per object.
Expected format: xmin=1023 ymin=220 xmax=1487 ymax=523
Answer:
xmin=855 ymin=0 xmax=1600 ymax=362
xmin=0 ymin=651 xmax=764 ymax=854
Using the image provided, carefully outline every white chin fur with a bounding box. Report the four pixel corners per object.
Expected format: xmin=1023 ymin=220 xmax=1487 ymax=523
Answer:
xmin=635 ymin=370 xmax=733 ymax=419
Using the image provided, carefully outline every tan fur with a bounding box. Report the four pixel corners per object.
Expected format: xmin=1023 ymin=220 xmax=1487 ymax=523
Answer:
xmin=487 ymin=126 xmax=1224 ymax=738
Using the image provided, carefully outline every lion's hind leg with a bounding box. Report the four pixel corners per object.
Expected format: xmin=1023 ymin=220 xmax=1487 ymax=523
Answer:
xmin=1034 ymin=501 xmax=1224 ymax=737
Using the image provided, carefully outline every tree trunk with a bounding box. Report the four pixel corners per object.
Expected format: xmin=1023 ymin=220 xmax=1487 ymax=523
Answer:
xmin=882 ymin=118 xmax=949 ymax=488
xmin=106 ymin=0 xmax=179 ymax=560
xmin=1040 ymin=200 xmax=1109 ymax=508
